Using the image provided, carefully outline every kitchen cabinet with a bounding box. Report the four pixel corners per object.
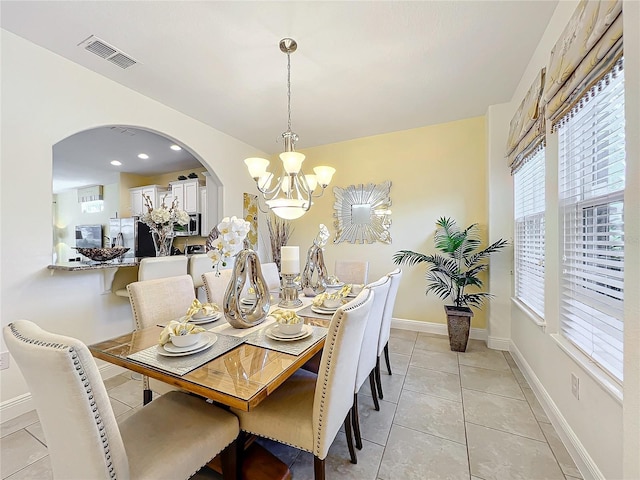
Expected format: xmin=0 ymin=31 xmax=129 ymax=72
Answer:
xmin=170 ymin=179 xmax=203 ymax=214
xmin=129 ymin=185 xmax=170 ymax=216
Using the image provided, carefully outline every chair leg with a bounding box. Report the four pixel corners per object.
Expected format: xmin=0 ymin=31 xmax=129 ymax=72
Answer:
xmin=352 ymin=394 xmax=363 ymax=450
xmin=368 ymin=370 xmax=380 ymax=411
xmin=220 ymin=437 xmax=240 ymax=480
xmin=314 ymin=455 xmax=325 ymax=480
xmin=375 ymin=357 xmax=384 ymax=399
xmin=384 ymin=342 xmax=392 ymax=375
xmin=343 ymin=410 xmax=357 ymax=464
xmin=143 ymin=389 xmax=153 ymax=405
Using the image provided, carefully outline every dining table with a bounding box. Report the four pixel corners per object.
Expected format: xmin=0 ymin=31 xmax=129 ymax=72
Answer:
xmin=88 ymin=292 xmax=344 ymax=479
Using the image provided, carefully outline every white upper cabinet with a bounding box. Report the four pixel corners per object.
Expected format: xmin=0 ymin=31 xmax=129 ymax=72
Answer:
xmin=170 ymin=179 xmax=203 ymax=214
xmin=129 ymin=185 xmax=170 ymax=216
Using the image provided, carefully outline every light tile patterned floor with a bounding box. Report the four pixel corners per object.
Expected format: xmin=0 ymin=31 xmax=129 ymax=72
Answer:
xmin=0 ymin=329 xmax=582 ymax=480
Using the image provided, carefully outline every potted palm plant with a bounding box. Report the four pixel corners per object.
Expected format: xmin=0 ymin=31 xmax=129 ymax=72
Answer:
xmin=393 ymin=217 xmax=508 ymax=352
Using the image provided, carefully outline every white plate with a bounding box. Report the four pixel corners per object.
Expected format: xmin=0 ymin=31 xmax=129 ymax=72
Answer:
xmin=163 ymin=335 xmax=209 ymax=353
xmin=311 ymin=306 xmax=338 ymax=315
xmin=325 ymin=282 xmax=345 ymax=289
xmin=187 ymin=312 xmax=222 ymax=324
xmin=157 ymin=333 xmax=217 ymax=357
xmin=240 ymin=297 xmax=256 ymax=305
xmin=266 ymin=324 xmax=313 ymax=342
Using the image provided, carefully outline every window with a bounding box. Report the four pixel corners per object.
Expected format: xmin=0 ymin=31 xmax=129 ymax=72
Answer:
xmin=514 ymin=147 xmax=546 ymax=318
xmin=558 ymin=66 xmax=625 ymax=383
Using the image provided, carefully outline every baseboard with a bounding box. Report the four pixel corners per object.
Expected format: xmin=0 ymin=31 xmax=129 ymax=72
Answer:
xmin=0 ymin=393 xmax=33 ymax=423
xmin=391 ymin=317 xmax=487 ymax=341
xmin=487 ymin=336 xmax=510 ymax=351
xmin=0 ymin=363 xmax=126 ymax=423
xmin=509 ymin=342 xmax=603 ymax=480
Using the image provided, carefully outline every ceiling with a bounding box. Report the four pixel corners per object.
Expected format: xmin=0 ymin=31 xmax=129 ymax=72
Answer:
xmin=52 ymin=126 xmax=203 ymax=193
xmin=2 ymin=0 xmax=558 ymax=186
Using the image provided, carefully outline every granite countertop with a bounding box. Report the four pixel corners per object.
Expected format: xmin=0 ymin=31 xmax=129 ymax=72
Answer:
xmin=48 ymin=258 xmax=142 ymax=271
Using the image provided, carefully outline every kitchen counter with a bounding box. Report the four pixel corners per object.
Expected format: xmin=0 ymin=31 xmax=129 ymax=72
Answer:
xmin=48 ymin=258 xmax=141 ymax=271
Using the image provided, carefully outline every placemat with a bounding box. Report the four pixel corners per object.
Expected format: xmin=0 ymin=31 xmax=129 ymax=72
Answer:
xmin=296 ymin=304 xmax=335 ymax=320
xmin=243 ymin=325 xmax=328 ymax=356
xmin=209 ymin=317 xmax=277 ymax=338
xmin=126 ymin=333 xmax=245 ymax=376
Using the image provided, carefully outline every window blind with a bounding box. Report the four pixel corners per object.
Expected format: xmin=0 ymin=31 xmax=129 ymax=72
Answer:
xmin=558 ymin=65 xmax=625 ymax=383
xmin=514 ymin=147 xmax=546 ymax=317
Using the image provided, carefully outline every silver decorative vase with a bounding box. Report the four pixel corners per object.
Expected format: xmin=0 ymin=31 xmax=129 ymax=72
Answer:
xmin=223 ymin=249 xmax=270 ymax=328
xmin=301 ymin=244 xmax=328 ymax=297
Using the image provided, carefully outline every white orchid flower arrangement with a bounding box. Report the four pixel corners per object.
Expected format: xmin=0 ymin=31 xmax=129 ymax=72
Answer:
xmin=207 ymin=216 xmax=251 ymax=275
xmin=140 ymin=194 xmax=190 ymax=232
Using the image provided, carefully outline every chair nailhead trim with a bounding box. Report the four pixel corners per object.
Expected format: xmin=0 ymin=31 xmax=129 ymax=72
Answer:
xmin=314 ymin=293 xmax=370 ymax=456
xmin=8 ymin=323 xmax=119 ymax=479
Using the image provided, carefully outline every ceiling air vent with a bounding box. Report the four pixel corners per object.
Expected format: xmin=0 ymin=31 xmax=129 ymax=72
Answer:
xmin=107 ymin=53 xmax=137 ymax=69
xmin=77 ymin=35 xmax=137 ymax=69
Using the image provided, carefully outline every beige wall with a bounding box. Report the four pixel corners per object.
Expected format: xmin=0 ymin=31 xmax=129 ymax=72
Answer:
xmin=289 ymin=116 xmax=490 ymax=328
xmin=145 ymin=167 xmax=207 ymax=188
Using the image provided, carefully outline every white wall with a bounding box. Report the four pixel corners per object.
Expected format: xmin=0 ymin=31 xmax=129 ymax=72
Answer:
xmin=485 ymin=103 xmax=514 ymax=350
xmin=0 ymin=30 xmax=265 ymax=410
xmin=621 ymin=2 xmax=640 ymax=477
xmin=486 ymin=1 xmax=640 ymax=478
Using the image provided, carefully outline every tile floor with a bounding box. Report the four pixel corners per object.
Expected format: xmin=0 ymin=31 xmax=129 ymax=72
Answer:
xmin=1 ymin=329 xmax=582 ymax=480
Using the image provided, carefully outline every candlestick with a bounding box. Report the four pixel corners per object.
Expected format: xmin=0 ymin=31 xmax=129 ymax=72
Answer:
xmin=280 ymin=246 xmax=300 ymax=274
xmin=278 ymin=273 xmax=303 ymax=308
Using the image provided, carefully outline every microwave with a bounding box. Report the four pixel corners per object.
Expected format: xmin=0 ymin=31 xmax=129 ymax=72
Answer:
xmin=174 ymin=213 xmax=201 ymax=237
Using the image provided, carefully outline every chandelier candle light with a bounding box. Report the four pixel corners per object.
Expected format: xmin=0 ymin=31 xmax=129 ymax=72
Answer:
xmin=279 ymin=245 xmax=302 ymax=308
xmin=244 ymin=38 xmax=336 ymax=220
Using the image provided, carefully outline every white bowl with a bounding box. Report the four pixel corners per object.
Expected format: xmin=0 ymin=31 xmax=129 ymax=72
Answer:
xmin=277 ymin=322 xmax=304 ymax=335
xmin=323 ymin=298 xmax=342 ymax=309
xmin=170 ymin=332 xmax=201 ymax=348
xmin=350 ymin=284 xmax=363 ymax=295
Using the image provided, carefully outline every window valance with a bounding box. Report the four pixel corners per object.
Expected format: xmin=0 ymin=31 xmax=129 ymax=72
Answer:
xmin=506 ymin=69 xmax=545 ymax=174
xmin=542 ymin=0 xmax=622 ymax=131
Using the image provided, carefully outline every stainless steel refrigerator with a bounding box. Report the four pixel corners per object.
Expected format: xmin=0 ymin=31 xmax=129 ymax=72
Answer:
xmin=109 ymin=217 xmax=156 ymax=258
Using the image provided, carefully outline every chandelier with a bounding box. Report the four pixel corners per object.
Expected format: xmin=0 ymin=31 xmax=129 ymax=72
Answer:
xmin=244 ymin=38 xmax=335 ymax=220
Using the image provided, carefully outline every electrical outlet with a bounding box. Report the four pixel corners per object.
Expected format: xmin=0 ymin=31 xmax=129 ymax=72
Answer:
xmin=571 ymin=373 xmax=580 ymax=399
xmin=0 ymin=351 xmax=9 ymax=370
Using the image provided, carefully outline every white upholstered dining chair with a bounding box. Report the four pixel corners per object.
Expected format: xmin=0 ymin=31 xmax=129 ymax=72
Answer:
xmin=188 ymin=253 xmax=213 ymax=300
xmin=260 ymin=262 xmax=281 ymax=292
xmin=127 ymin=274 xmax=196 ymax=404
xmin=3 ymin=319 xmax=241 ymax=480
xmin=351 ymin=274 xmax=391 ymax=449
xmin=138 ymin=255 xmax=188 ymax=281
xmin=334 ymin=260 xmax=369 ymax=285
xmin=202 ymin=269 xmax=234 ymax=307
xmin=231 ymin=288 xmax=375 ymax=479
xmin=375 ymin=268 xmax=403 ymax=399
xmin=113 ymin=255 xmax=189 ymax=297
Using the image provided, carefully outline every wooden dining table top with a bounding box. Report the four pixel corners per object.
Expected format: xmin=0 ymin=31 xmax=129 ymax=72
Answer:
xmin=88 ymin=314 xmax=331 ymax=412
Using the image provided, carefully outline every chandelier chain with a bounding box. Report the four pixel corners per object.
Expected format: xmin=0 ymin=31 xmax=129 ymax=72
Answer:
xmin=286 ymin=52 xmax=292 ymax=132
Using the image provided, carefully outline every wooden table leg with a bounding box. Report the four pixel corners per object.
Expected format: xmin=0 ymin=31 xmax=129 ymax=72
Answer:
xmin=207 ymin=439 xmax=292 ymax=480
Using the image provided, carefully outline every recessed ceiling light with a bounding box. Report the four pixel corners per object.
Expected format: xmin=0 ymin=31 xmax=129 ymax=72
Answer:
xmin=137 ymin=153 xmax=149 ymax=159
xmin=110 ymin=160 xmax=122 ymax=166
xmin=170 ymin=144 xmax=182 ymax=151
